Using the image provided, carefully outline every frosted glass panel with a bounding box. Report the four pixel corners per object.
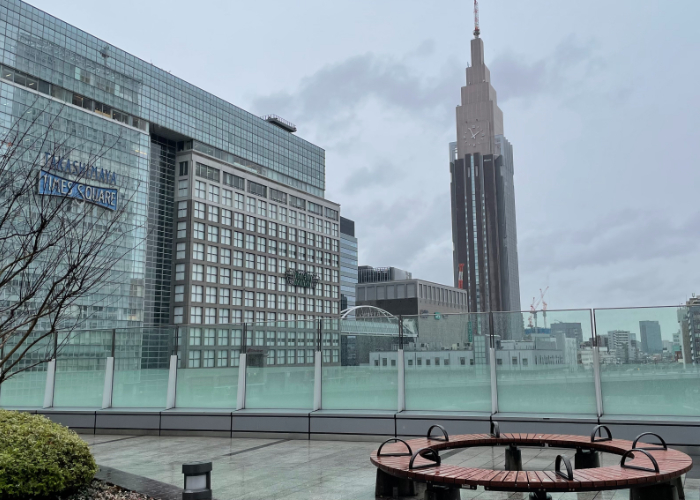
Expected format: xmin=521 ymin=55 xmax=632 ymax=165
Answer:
xmin=595 ymin=306 xmax=700 ymax=416
xmin=112 ymin=368 xmax=169 ymax=407
xmin=244 ymin=321 xmax=315 ymax=409
xmin=0 ymin=370 xmax=46 ymax=407
xmin=494 ymin=310 xmax=597 ymax=415
xmin=404 ymin=314 xmax=491 ymax=411
xmin=176 ymin=368 xmax=238 ymax=408
xmin=54 ymin=363 xmax=105 ymax=407
xmin=323 ymin=365 xmax=398 ymax=410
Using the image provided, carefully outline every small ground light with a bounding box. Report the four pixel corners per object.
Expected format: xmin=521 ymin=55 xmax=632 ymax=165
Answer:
xmin=182 ymin=462 xmax=212 ymax=500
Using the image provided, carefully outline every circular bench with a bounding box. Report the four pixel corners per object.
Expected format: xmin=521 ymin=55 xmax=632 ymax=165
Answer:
xmin=370 ymin=425 xmax=692 ymax=500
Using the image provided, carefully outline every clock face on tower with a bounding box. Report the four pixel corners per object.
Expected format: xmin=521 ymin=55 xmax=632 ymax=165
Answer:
xmin=462 ymin=122 xmax=490 ymax=150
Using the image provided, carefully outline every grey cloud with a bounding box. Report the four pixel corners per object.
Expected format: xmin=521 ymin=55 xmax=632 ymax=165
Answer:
xmin=341 ymin=161 xmax=399 ymax=195
xmin=490 ymin=36 xmax=601 ymax=103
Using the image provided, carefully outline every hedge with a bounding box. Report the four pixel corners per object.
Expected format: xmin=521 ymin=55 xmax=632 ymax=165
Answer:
xmin=0 ymin=409 xmax=97 ymax=498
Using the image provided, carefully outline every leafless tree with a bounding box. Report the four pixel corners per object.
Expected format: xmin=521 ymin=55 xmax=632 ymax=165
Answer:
xmin=0 ymin=96 xmax=146 ymax=384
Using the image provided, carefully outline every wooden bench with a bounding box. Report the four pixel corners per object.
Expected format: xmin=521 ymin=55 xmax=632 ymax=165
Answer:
xmin=370 ymin=424 xmax=692 ymax=500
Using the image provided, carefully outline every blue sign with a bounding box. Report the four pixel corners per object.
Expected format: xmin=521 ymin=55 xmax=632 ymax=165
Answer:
xmin=38 ymin=170 xmax=118 ymax=211
xmin=44 ymin=152 xmax=118 ymax=185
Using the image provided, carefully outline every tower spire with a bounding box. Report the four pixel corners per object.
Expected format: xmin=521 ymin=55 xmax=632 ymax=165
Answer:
xmin=473 ymin=0 xmax=480 ymax=38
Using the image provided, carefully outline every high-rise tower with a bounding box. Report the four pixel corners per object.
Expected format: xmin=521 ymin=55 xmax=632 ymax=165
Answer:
xmin=450 ymin=14 xmax=521 ymax=314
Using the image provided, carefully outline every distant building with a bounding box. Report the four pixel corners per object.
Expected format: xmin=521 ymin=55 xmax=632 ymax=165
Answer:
xmin=550 ymin=322 xmax=584 ymax=346
xmin=607 ymin=330 xmax=638 ymax=363
xmin=358 ymin=266 xmax=412 ymax=284
xmin=678 ymin=297 xmax=700 ymax=364
xmin=639 ymin=320 xmax=663 ymax=354
xmin=356 ymin=279 xmax=468 ymax=317
xmin=339 ymin=217 xmax=358 ymax=312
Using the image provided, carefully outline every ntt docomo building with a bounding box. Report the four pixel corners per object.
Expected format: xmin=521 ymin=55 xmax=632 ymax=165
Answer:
xmin=2 ymin=0 xmax=342 ymax=330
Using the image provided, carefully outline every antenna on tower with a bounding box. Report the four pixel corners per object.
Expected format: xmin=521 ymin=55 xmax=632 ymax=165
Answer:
xmin=473 ymin=0 xmax=480 ymax=38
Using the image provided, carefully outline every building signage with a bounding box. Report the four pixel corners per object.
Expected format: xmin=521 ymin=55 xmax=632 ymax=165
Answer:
xmin=38 ymin=170 xmax=118 ymax=211
xmin=285 ymin=269 xmax=319 ymax=289
xmin=44 ymin=152 xmax=118 ymax=185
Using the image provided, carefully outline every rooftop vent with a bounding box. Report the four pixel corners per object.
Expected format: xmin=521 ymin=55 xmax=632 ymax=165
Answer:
xmin=262 ymin=114 xmax=297 ymax=133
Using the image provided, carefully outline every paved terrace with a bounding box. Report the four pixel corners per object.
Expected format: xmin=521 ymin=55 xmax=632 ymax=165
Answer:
xmin=83 ymin=435 xmax=699 ymax=500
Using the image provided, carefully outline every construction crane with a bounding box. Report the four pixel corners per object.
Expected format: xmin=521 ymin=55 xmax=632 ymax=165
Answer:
xmin=528 ymin=296 xmax=541 ymax=330
xmin=540 ymin=287 xmax=549 ymax=329
xmin=473 ymin=0 xmax=481 ymax=38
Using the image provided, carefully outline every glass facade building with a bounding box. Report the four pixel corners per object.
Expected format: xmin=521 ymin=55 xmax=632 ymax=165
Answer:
xmin=339 ymin=217 xmax=357 ymax=311
xmin=0 ymin=0 xmax=341 ymax=335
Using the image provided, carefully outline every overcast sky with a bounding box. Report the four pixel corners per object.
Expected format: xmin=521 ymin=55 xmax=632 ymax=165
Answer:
xmin=32 ymin=0 xmax=700 ymax=321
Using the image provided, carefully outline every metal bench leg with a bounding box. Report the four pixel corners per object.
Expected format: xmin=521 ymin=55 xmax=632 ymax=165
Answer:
xmin=629 ymin=482 xmax=680 ymax=500
xmin=424 ymin=484 xmax=460 ymax=500
xmin=505 ymin=444 xmax=523 ymax=471
xmin=528 ymin=492 xmax=552 ymax=500
xmin=375 ymin=468 xmax=417 ymax=498
xmin=574 ymin=449 xmax=601 ymax=469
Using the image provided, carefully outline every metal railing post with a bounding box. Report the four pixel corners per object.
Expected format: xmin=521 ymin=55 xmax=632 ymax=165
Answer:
xmin=397 ymin=315 xmax=405 ymax=412
xmin=102 ymin=329 xmax=116 ymax=409
xmin=236 ymin=323 xmax=247 ymax=410
xmin=313 ymin=319 xmax=322 ymax=411
xmin=43 ymin=331 xmax=59 ymax=408
xmin=165 ymin=327 xmax=178 ymax=409
xmin=489 ymin=312 xmax=498 ymax=415
xmin=591 ymin=309 xmax=604 ymax=418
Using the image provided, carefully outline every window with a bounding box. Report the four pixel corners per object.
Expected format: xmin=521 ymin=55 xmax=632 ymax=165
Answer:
xmin=205 ymin=287 xmax=217 ymax=304
xmin=219 ymin=288 xmax=230 ymax=305
xmin=174 ymin=307 xmax=184 ymax=324
xmin=178 ymin=201 xmax=187 ymax=218
xmin=207 ymin=246 xmax=220 ymax=263
xmin=522 ymin=358 xmax=529 ymax=367
xmin=222 ymin=209 xmax=232 ymax=226
xmin=246 ymin=216 xmax=256 ymax=232
xmin=269 ymin=205 xmax=278 ymax=220
xmin=195 ymin=180 xmax=206 ymax=199
xmin=257 ymin=238 xmax=267 ymax=253
xmin=192 ymin=264 xmax=204 ymax=281
xmin=279 ymin=207 xmax=288 ymax=222
xmin=178 ymin=179 xmax=188 ymax=197
xmin=176 ymin=242 xmax=186 ymax=259
xmin=176 ymin=264 xmax=185 ymax=281
xmin=289 ymin=228 xmax=297 ymax=242
xmin=233 ymin=251 xmax=243 ymax=267
xmin=234 ymin=232 xmax=244 ymax=248
xmin=497 ymin=359 xmax=503 ymax=365
xmin=193 ymin=243 xmax=205 ymax=260
xmin=196 ymin=163 xmax=220 ymax=182
xmin=270 ymin=188 xmax=287 ymax=204
xmin=206 ymin=266 xmax=218 ymax=283
xmin=194 ymin=222 xmax=205 ymax=240
xmin=205 ymin=308 xmax=216 ymax=325
xmin=221 ymin=172 xmax=244 ymax=191
xmin=222 ymin=189 xmax=232 ymax=207
xmin=247 ymin=197 xmax=256 ymax=213
xmin=257 ymin=274 xmax=266 ymax=289
xmin=257 ymin=219 xmax=267 ymax=235
xmin=174 ymin=285 xmax=185 ymax=302
xmin=512 ymin=357 xmax=518 ymax=365
xmin=191 ymin=285 xmax=204 ymax=302
xmin=216 ymin=350 xmax=228 ymax=367
xmin=191 ymin=307 xmax=203 ymax=324
xmin=278 ymin=295 xmax=286 ymax=309
xmin=290 ymin=195 xmax=306 ymax=210
xmin=245 ymin=291 xmax=254 ymax=307
xmin=332 ymin=224 xmax=339 ymax=237
xmin=256 ymin=292 xmax=265 ymax=308
xmin=188 ymin=351 xmax=201 ymax=368
xmin=245 ymin=235 xmax=255 ymax=250
xmin=245 ymin=272 xmax=255 ymax=288
xmin=245 ymin=253 xmax=255 ymax=269
xmin=232 ymin=290 xmax=242 ymax=306
xmin=325 ymin=207 xmax=339 ymax=220
xmin=235 ymin=193 xmax=245 ymax=210
xmin=234 ymin=213 xmax=244 ymax=229
xmin=204 ymin=328 xmax=216 ymax=345
xmin=268 ymin=222 xmax=278 ymax=238
xmin=194 ymin=202 xmax=205 ymax=219
xmin=177 ymin=222 xmax=187 ymax=238
xmin=208 ymin=185 xmax=219 ymax=203
xmin=247 ymin=180 xmax=267 ymax=197
xmin=208 ymin=206 xmax=219 ymax=223
xmin=289 ymin=210 xmax=297 ymax=226
xmin=221 ymin=228 xmax=231 ymax=245
xmin=257 ymin=200 xmax=267 ymax=217
xmin=231 ymin=350 xmax=240 ymax=366
xmin=233 ymin=271 xmax=243 ymax=287
xmin=220 ymin=268 xmax=231 ymax=285
xmin=308 ymin=201 xmax=323 ymax=216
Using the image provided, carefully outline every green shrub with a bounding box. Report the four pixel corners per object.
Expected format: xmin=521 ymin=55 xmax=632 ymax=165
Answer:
xmin=0 ymin=409 xmax=97 ymax=498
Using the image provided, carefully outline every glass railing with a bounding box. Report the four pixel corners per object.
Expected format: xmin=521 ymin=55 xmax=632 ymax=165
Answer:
xmin=1 ymin=304 xmax=699 ymax=419
xmin=595 ymin=305 xmax=700 ymax=417
xmin=323 ymin=317 xmax=399 ymax=410
xmin=404 ymin=313 xmax=491 ymax=412
xmin=243 ymin=320 xmax=316 ymax=409
xmin=494 ymin=309 xmax=598 ymax=415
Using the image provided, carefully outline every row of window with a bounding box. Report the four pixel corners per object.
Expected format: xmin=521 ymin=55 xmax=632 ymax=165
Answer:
xmin=178 ymin=179 xmax=340 ymax=236
xmin=180 ymin=286 xmax=339 ymax=308
xmin=183 ymin=348 xmax=340 ymax=368
xmin=184 ymin=328 xmax=339 ymax=347
xmin=186 ymin=161 xmax=338 ymax=220
xmin=183 ymin=201 xmax=341 ymax=249
xmin=175 ymin=263 xmax=339 ymax=286
xmin=173 ymin=304 xmax=340 ymax=325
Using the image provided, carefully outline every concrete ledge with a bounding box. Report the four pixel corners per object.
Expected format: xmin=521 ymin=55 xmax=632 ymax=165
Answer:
xmin=599 ymin=417 xmax=700 ymax=446
xmin=492 ymin=413 xmax=599 ymax=437
xmin=396 ymin=411 xmax=491 ymax=437
xmin=96 ymin=411 xmax=161 ymax=431
xmin=310 ymin=410 xmax=395 ymax=435
xmin=38 ymin=410 xmax=97 ymax=429
xmin=160 ymin=411 xmax=232 ymax=432
xmin=232 ymin=412 xmax=309 ymax=433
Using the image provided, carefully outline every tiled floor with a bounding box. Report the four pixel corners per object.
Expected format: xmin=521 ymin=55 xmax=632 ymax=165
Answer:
xmin=83 ymin=435 xmax=699 ymax=500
